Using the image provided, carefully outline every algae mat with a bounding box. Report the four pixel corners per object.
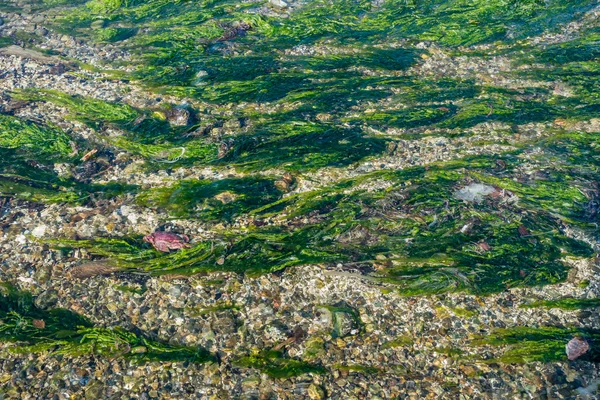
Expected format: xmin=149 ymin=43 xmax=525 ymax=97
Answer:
xmin=0 ymin=0 xmax=599 ymax=398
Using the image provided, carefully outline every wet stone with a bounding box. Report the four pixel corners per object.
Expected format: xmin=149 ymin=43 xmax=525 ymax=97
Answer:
xmin=34 ymin=289 xmax=58 ymax=309
xmin=91 ymin=20 xmax=106 ymax=30
xmin=165 ymin=106 xmax=193 ymax=126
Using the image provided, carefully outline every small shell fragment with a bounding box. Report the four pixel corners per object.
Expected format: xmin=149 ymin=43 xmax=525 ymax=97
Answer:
xmin=131 ymin=346 xmax=147 ymax=354
xmin=282 ymin=172 xmax=294 ymax=185
xmin=275 ymin=173 xmax=296 ymax=192
xmin=67 ymin=260 xmax=120 ymax=279
xmin=566 ymin=337 xmax=589 ymax=361
xmin=518 ymin=225 xmax=530 ymax=237
xmin=32 ymin=319 xmax=45 ymax=329
xmin=477 ymin=241 xmax=491 ymax=252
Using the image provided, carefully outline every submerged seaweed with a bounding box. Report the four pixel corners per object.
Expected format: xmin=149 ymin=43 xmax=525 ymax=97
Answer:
xmin=1 ymin=0 xmax=600 ymax=394
xmin=0 ymin=283 xmax=214 ymax=364
xmin=234 ymin=350 xmax=326 ymax=378
xmin=472 ymin=326 xmax=600 ymax=363
xmin=1 ymin=0 xmax=599 ymax=308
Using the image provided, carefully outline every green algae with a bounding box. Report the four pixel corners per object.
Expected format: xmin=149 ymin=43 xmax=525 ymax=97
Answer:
xmin=334 ymin=364 xmax=381 ymax=375
xmin=46 ymin=227 xmax=344 ymax=276
xmin=0 ymin=115 xmax=135 ymax=204
xmin=472 ymin=326 xmax=600 ymax=363
xmin=45 ymin=237 xmax=156 ymax=264
xmin=246 ymin=161 xmax=595 ymax=295
xmin=13 ymin=89 xmax=219 ymax=167
xmin=114 ymin=283 xmax=147 ymax=295
xmin=58 ymin=0 xmax=596 ymax=50
xmin=321 ymin=304 xmax=365 ymax=338
xmin=14 ymin=90 xmax=139 ymax=126
xmin=3 ymin=0 xmax=599 ymax=297
xmin=449 ymin=307 xmax=477 ymax=318
xmin=434 ymin=347 xmax=464 ymax=357
xmin=217 ymin=122 xmax=389 ymax=172
xmin=24 ymin=0 xmax=600 ymax=181
xmin=521 ymin=298 xmax=600 ymax=311
xmin=382 ymin=336 xmax=414 ymax=349
xmin=1 ymin=0 xmax=600 ymax=379
xmin=187 ymin=302 xmax=239 ymax=316
xmin=0 ymin=114 xmax=73 ymax=159
xmin=0 ymin=178 xmax=80 ymax=203
xmin=137 ymin=177 xmax=282 ymax=221
xmin=0 ymin=36 xmax=13 ymax=47
xmin=579 ymin=280 xmax=591 ymax=289
xmin=234 ymin=350 xmax=326 ymax=378
xmin=48 ymin=0 xmax=598 ymax=105
xmin=0 ymin=283 xmax=214 ymax=364
xmin=46 ymin=152 xmax=595 ymax=294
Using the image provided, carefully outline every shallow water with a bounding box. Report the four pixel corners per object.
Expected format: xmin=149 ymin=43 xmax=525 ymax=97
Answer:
xmin=0 ymin=0 xmax=599 ymax=398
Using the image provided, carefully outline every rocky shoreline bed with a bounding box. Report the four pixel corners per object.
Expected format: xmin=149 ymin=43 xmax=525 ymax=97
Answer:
xmin=1 ymin=1 xmax=600 ymax=399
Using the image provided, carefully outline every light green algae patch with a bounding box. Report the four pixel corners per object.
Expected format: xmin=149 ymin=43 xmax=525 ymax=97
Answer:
xmin=0 ymin=114 xmax=73 ymax=157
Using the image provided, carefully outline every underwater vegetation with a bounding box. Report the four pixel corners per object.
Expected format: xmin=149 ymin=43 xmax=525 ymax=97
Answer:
xmin=48 ymin=153 xmax=595 ymax=295
xmin=0 ymin=112 xmax=136 ymax=203
xmin=0 ymin=283 xmax=329 ymax=375
xmin=2 ymin=1 xmax=600 ymax=295
xmin=0 ymin=283 xmax=214 ymax=363
xmin=521 ymin=298 xmax=600 ymax=311
xmin=0 ymin=2 xmax=599 ymax=394
xmin=234 ymin=350 xmax=326 ymax=378
xmin=473 ymin=327 xmax=600 ymax=363
xmin=137 ymin=176 xmax=283 ymax=221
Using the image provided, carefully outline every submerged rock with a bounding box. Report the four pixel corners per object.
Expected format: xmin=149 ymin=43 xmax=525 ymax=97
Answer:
xmin=31 ymin=225 xmax=47 ymax=238
xmin=73 ymin=158 xmax=111 ymax=181
xmin=165 ymin=106 xmax=193 ymax=126
xmin=308 ymin=384 xmax=326 ymax=400
xmin=67 ymin=260 xmax=121 ymax=279
xmin=269 ymin=0 xmax=288 ymax=7
xmin=333 ymin=310 xmax=359 ymax=338
xmin=453 ymin=183 xmax=496 ymax=203
xmin=275 ymin=173 xmax=295 ymax=192
xmin=566 ymin=337 xmax=589 ymax=361
xmin=143 ymin=231 xmax=191 ymax=252
xmin=34 ymin=289 xmax=58 ymax=309
xmin=319 ymin=303 xmax=363 ymax=338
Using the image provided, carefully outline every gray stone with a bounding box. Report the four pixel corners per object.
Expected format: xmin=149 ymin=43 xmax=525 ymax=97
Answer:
xmin=165 ymin=106 xmax=193 ymax=126
xmin=34 ymin=289 xmax=59 ymax=309
xmin=91 ymin=20 xmax=106 ymax=30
